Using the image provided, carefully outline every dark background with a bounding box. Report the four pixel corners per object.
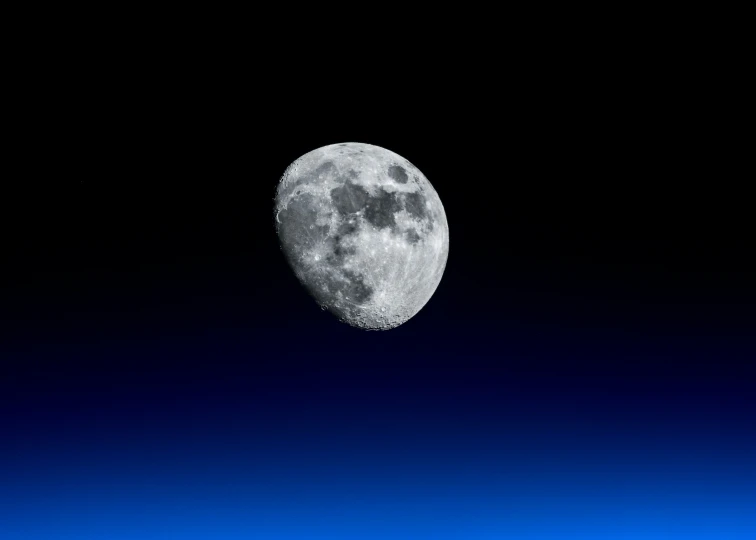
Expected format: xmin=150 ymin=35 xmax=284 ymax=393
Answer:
xmin=1 ymin=18 xmax=754 ymax=539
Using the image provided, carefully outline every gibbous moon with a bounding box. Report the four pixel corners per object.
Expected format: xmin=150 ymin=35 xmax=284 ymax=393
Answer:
xmin=274 ymin=142 xmax=449 ymax=330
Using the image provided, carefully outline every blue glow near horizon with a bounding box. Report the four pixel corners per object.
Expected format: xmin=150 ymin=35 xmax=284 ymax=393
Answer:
xmin=3 ymin=423 xmax=754 ymax=539
xmin=3 ymin=489 xmax=755 ymax=539
xmin=2 ymin=329 xmax=754 ymax=539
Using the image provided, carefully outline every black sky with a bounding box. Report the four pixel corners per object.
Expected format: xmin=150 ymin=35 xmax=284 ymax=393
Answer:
xmin=5 ymin=30 xmax=753 ymax=346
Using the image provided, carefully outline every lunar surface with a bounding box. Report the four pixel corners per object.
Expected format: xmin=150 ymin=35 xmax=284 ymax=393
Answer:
xmin=274 ymin=142 xmax=449 ymax=330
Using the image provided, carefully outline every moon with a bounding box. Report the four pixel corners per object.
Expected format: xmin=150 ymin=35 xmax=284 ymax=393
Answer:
xmin=274 ymin=142 xmax=449 ymax=330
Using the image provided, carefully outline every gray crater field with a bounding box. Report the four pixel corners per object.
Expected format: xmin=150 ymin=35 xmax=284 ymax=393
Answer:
xmin=274 ymin=142 xmax=449 ymax=330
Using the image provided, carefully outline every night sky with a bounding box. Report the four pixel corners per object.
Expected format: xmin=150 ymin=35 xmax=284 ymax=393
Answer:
xmin=2 ymin=23 xmax=754 ymax=539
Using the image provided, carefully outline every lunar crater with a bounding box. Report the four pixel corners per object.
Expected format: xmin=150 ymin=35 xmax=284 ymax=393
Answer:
xmin=387 ymin=164 xmax=409 ymax=184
